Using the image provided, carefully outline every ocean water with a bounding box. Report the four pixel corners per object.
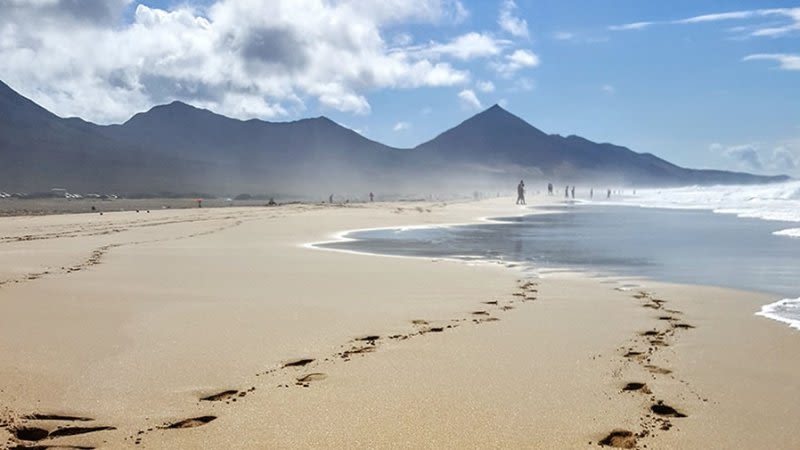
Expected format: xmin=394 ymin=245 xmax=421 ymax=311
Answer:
xmin=318 ymin=181 xmax=800 ymax=330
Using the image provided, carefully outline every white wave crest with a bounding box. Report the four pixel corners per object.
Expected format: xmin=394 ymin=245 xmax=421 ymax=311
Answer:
xmin=774 ymin=228 xmax=800 ymax=238
xmin=602 ymin=180 xmax=800 ymax=228
xmin=756 ymin=297 xmax=800 ymax=330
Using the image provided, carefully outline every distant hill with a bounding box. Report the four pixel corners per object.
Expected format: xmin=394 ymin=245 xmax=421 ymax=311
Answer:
xmin=0 ymin=80 xmax=209 ymax=192
xmin=0 ymin=80 xmax=789 ymax=195
xmin=414 ymin=104 xmax=787 ymax=186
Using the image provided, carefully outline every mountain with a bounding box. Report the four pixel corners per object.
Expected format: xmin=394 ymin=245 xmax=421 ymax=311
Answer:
xmin=0 ymin=80 xmax=210 ymax=192
xmin=0 ymin=80 xmax=789 ymax=195
xmin=414 ymin=104 xmax=788 ymax=186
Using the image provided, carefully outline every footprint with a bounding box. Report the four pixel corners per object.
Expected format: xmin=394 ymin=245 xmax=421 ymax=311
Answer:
xmin=623 ymin=351 xmax=644 ymax=358
xmin=422 ymin=326 xmax=444 ymax=333
xmin=640 ymin=330 xmax=660 ymax=337
xmin=340 ymin=346 xmax=375 ymax=359
xmin=411 ymin=320 xmax=429 ymax=326
xmin=283 ymin=358 xmax=314 ymax=368
xmin=295 ymin=373 xmax=327 ymax=386
xmin=650 ymin=402 xmax=687 ymax=418
xmin=355 ymin=335 xmax=380 ymax=343
xmin=49 ymin=426 xmax=115 ymax=437
xmin=11 ymin=445 xmax=95 ymax=449
xmin=23 ymin=414 xmax=93 ymax=422
xmin=13 ymin=427 xmax=49 ymax=441
xmin=478 ymin=317 xmax=500 ymax=322
xmin=164 ymin=416 xmax=217 ymax=429
xmin=200 ymin=390 xmax=239 ymax=402
xmin=673 ymin=323 xmax=695 ymax=329
xmin=598 ymin=429 xmax=637 ymax=448
xmin=471 ymin=311 xmax=490 ymax=316
xmin=645 ymin=365 xmax=672 ymax=375
xmin=621 ymin=382 xmax=651 ymax=394
xmin=482 ymin=301 xmax=498 ymax=305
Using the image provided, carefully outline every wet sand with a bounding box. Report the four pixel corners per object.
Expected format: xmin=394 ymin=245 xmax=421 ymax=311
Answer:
xmin=0 ymin=197 xmax=797 ymax=449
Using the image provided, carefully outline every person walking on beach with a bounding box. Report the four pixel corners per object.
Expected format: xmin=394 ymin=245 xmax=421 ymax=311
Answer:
xmin=571 ymin=186 xmax=575 ymax=199
xmin=547 ymin=183 xmax=553 ymax=196
xmin=516 ymin=180 xmax=526 ymax=205
xmin=369 ymin=192 xmax=374 ymax=202
xmin=607 ymin=189 xmax=611 ymax=199
xmin=590 ymin=188 xmax=593 ymax=199
xmin=329 ymin=194 xmax=334 ymax=203
xmin=565 ymin=186 xmax=569 ymax=198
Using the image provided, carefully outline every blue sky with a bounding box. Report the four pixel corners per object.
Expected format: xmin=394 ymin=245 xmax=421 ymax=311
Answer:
xmin=1 ymin=0 xmax=798 ymax=175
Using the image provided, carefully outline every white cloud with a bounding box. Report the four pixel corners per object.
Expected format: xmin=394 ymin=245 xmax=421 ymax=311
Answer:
xmin=553 ymin=31 xmax=575 ymax=41
xmin=393 ymin=32 xmax=413 ymax=46
xmin=393 ymin=121 xmax=411 ymax=131
xmin=602 ymin=84 xmax=615 ymax=94
xmin=458 ymin=88 xmax=482 ymax=109
xmin=743 ymin=53 xmax=800 ymax=71
xmin=512 ymin=77 xmax=534 ymax=92
xmin=772 ymin=146 xmax=798 ymax=170
xmin=712 ymin=141 xmax=800 ymax=173
xmin=0 ymin=0 xmax=473 ymax=123
xmin=498 ymin=0 xmax=529 ymax=38
xmin=608 ymin=21 xmax=654 ymax=31
xmin=415 ymin=32 xmax=510 ymax=60
xmin=492 ymin=49 xmax=540 ymax=75
xmin=610 ymin=8 xmax=800 ymax=37
xmin=724 ymin=144 xmax=763 ymax=170
xmin=476 ymin=80 xmax=495 ymax=92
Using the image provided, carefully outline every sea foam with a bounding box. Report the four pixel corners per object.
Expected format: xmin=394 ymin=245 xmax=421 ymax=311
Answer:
xmin=756 ymin=298 xmax=800 ymax=331
xmin=605 ymin=180 xmax=800 ymax=234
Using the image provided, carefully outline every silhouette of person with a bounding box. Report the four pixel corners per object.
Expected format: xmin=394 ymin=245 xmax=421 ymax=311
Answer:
xmin=547 ymin=183 xmax=553 ymax=196
xmin=516 ymin=180 xmax=526 ymax=205
xmin=607 ymin=189 xmax=611 ymax=199
xmin=369 ymin=192 xmax=374 ymax=202
xmin=590 ymin=188 xmax=593 ymax=199
xmin=565 ymin=186 xmax=569 ymax=198
xmin=571 ymin=186 xmax=575 ymax=199
xmin=329 ymin=194 xmax=334 ymax=203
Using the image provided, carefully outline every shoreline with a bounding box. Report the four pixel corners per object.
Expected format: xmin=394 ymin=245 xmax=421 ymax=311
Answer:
xmin=311 ymin=205 xmax=799 ymax=333
xmin=0 ymin=197 xmax=797 ymax=449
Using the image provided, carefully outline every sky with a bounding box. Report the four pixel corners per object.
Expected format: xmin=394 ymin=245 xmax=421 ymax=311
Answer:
xmin=0 ymin=0 xmax=798 ymax=176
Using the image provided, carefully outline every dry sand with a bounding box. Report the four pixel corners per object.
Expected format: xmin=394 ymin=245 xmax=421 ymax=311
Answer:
xmin=0 ymin=197 xmax=797 ymax=449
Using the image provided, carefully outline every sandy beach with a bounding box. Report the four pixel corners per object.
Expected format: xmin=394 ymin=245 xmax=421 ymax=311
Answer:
xmin=0 ymin=197 xmax=797 ymax=449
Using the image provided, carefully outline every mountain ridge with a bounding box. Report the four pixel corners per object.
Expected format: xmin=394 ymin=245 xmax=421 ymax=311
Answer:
xmin=0 ymin=79 xmax=789 ymax=194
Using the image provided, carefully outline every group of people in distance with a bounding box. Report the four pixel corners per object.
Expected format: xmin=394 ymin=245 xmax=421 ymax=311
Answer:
xmin=328 ymin=192 xmax=375 ymax=204
xmin=517 ymin=180 xmax=624 ymax=205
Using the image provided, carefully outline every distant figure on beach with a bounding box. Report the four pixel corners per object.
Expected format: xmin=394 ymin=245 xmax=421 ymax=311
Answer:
xmin=197 ymin=199 xmax=202 ymax=208
xmin=607 ymin=189 xmax=611 ymax=199
xmin=565 ymin=186 xmax=569 ymax=198
xmin=329 ymin=194 xmax=334 ymax=203
xmin=547 ymin=183 xmax=553 ymax=195
xmin=590 ymin=188 xmax=593 ymax=199
xmin=369 ymin=192 xmax=374 ymax=202
xmin=571 ymin=186 xmax=575 ymax=199
xmin=267 ymin=198 xmax=277 ymax=206
xmin=516 ymin=180 xmax=526 ymax=205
